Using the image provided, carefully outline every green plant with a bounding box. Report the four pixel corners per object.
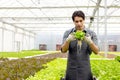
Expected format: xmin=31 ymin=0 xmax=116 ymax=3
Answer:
xmin=0 ymin=57 xmax=55 ymax=80
xmin=115 ymin=56 xmax=120 ymax=62
xmin=74 ymin=31 xmax=85 ymax=40
xmin=26 ymin=58 xmax=66 ymax=80
xmin=0 ymin=50 xmax=51 ymax=58
xmin=90 ymin=53 xmax=103 ymax=58
xmin=26 ymin=59 xmax=120 ymax=80
xmin=91 ymin=60 xmax=120 ymax=80
xmin=0 ymin=57 xmax=9 ymax=61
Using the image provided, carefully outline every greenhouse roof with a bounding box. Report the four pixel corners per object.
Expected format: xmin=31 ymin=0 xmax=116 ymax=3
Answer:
xmin=0 ymin=0 xmax=120 ymax=34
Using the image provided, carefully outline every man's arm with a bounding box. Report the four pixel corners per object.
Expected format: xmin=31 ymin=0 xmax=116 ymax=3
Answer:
xmin=61 ymin=31 xmax=69 ymax=53
xmin=61 ymin=40 xmax=70 ymax=53
xmin=61 ymin=33 xmax=75 ymax=53
xmin=88 ymin=41 xmax=99 ymax=54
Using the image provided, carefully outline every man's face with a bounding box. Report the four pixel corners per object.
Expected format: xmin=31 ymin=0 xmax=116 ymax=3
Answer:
xmin=73 ymin=16 xmax=85 ymax=30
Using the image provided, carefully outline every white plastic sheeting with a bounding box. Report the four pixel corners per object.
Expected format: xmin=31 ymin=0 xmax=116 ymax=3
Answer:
xmin=0 ymin=23 xmax=35 ymax=52
xmin=0 ymin=0 xmax=120 ymax=51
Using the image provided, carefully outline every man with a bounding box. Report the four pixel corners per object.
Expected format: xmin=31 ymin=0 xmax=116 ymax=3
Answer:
xmin=61 ymin=10 xmax=99 ymax=80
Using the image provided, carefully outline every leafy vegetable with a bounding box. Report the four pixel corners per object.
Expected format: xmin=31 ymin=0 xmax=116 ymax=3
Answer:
xmin=91 ymin=60 xmax=120 ymax=80
xmin=115 ymin=56 xmax=120 ymax=62
xmin=26 ymin=58 xmax=66 ymax=80
xmin=26 ymin=59 xmax=120 ymax=80
xmin=74 ymin=30 xmax=85 ymax=40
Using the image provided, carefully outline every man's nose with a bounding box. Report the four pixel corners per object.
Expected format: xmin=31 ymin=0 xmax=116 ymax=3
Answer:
xmin=78 ymin=22 xmax=82 ymax=25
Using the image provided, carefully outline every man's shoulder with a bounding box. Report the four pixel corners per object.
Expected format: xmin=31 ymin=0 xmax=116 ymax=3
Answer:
xmin=85 ymin=28 xmax=95 ymax=34
xmin=85 ymin=28 xmax=97 ymax=38
xmin=85 ymin=28 xmax=93 ymax=32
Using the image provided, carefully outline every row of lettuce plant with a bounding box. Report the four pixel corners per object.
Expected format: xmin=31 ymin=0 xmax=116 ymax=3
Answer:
xmin=26 ymin=58 xmax=67 ymax=80
xmin=26 ymin=58 xmax=120 ymax=80
xmin=0 ymin=57 xmax=55 ymax=80
xmin=115 ymin=56 xmax=120 ymax=62
xmin=0 ymin=50 xmax=59 ymax=58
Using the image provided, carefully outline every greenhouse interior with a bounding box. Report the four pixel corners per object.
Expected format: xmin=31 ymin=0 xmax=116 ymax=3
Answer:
xmin=0 ymin=0 xmax=120 ymax=80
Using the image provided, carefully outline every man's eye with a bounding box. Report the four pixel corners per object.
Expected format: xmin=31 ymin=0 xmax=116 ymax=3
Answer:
xmin=80 ymin=20 xmax=82 ymax=22
xmin=75 ymin=20 xmax=83 ymax=23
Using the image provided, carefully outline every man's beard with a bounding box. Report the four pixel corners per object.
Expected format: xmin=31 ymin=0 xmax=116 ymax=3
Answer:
xmin=76 ymin=26 xmax=83 ymax=30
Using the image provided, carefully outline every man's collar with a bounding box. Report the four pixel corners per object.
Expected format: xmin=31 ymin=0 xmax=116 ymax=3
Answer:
xmin=72 ymin=27 xmax=87 ymax=32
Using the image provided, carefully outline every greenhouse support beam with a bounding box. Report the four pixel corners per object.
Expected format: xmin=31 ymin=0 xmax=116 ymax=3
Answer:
xmin=0 ymin=20 xmax=36 ymax=35
xmin=0 ymin=6 xmax=119 ymax=9
xmin=88 ymin=0 xmax=102 ymax=28
xmin=104 ymin=0 xmax=108 ymax=57
xmin=1 ymin=16 xmax=120 ymax=19
xmin=97 ymin=7 xmax=99 ymax=43
xmin=1 ymin=24 xmax=4 ymax=51
xmin=10 ymin=22 xmax=120 ymax=24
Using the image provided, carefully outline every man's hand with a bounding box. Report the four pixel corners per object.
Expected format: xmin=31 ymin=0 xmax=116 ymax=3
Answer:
xmin=61 ymin=33 xmax=76 ymax=53
xmin=84 ymin=34 xmax=93 ymax=45
xmin=66 ymin=33 xmax=76 ymax=43
xmin=84 ymin=34 xmax=99 ymax=54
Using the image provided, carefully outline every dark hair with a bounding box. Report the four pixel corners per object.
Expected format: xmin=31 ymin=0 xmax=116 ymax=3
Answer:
xmin=72 ymin=10 xmax=85 ymax=21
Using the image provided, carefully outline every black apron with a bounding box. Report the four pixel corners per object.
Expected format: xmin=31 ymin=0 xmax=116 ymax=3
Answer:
xmin=65 ymin=40 xmax=93 ymax=80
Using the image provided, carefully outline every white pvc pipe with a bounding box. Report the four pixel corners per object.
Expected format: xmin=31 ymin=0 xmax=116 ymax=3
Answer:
xmin=2 ymin=23 xmax=4 ymax=51
xmin=12 ymin=31 xmax=15 ymax=51
xmin=104 ymin=0 xmax=108 ymax=57
xmin=97 ymin=6 xmax=99 ymax=45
